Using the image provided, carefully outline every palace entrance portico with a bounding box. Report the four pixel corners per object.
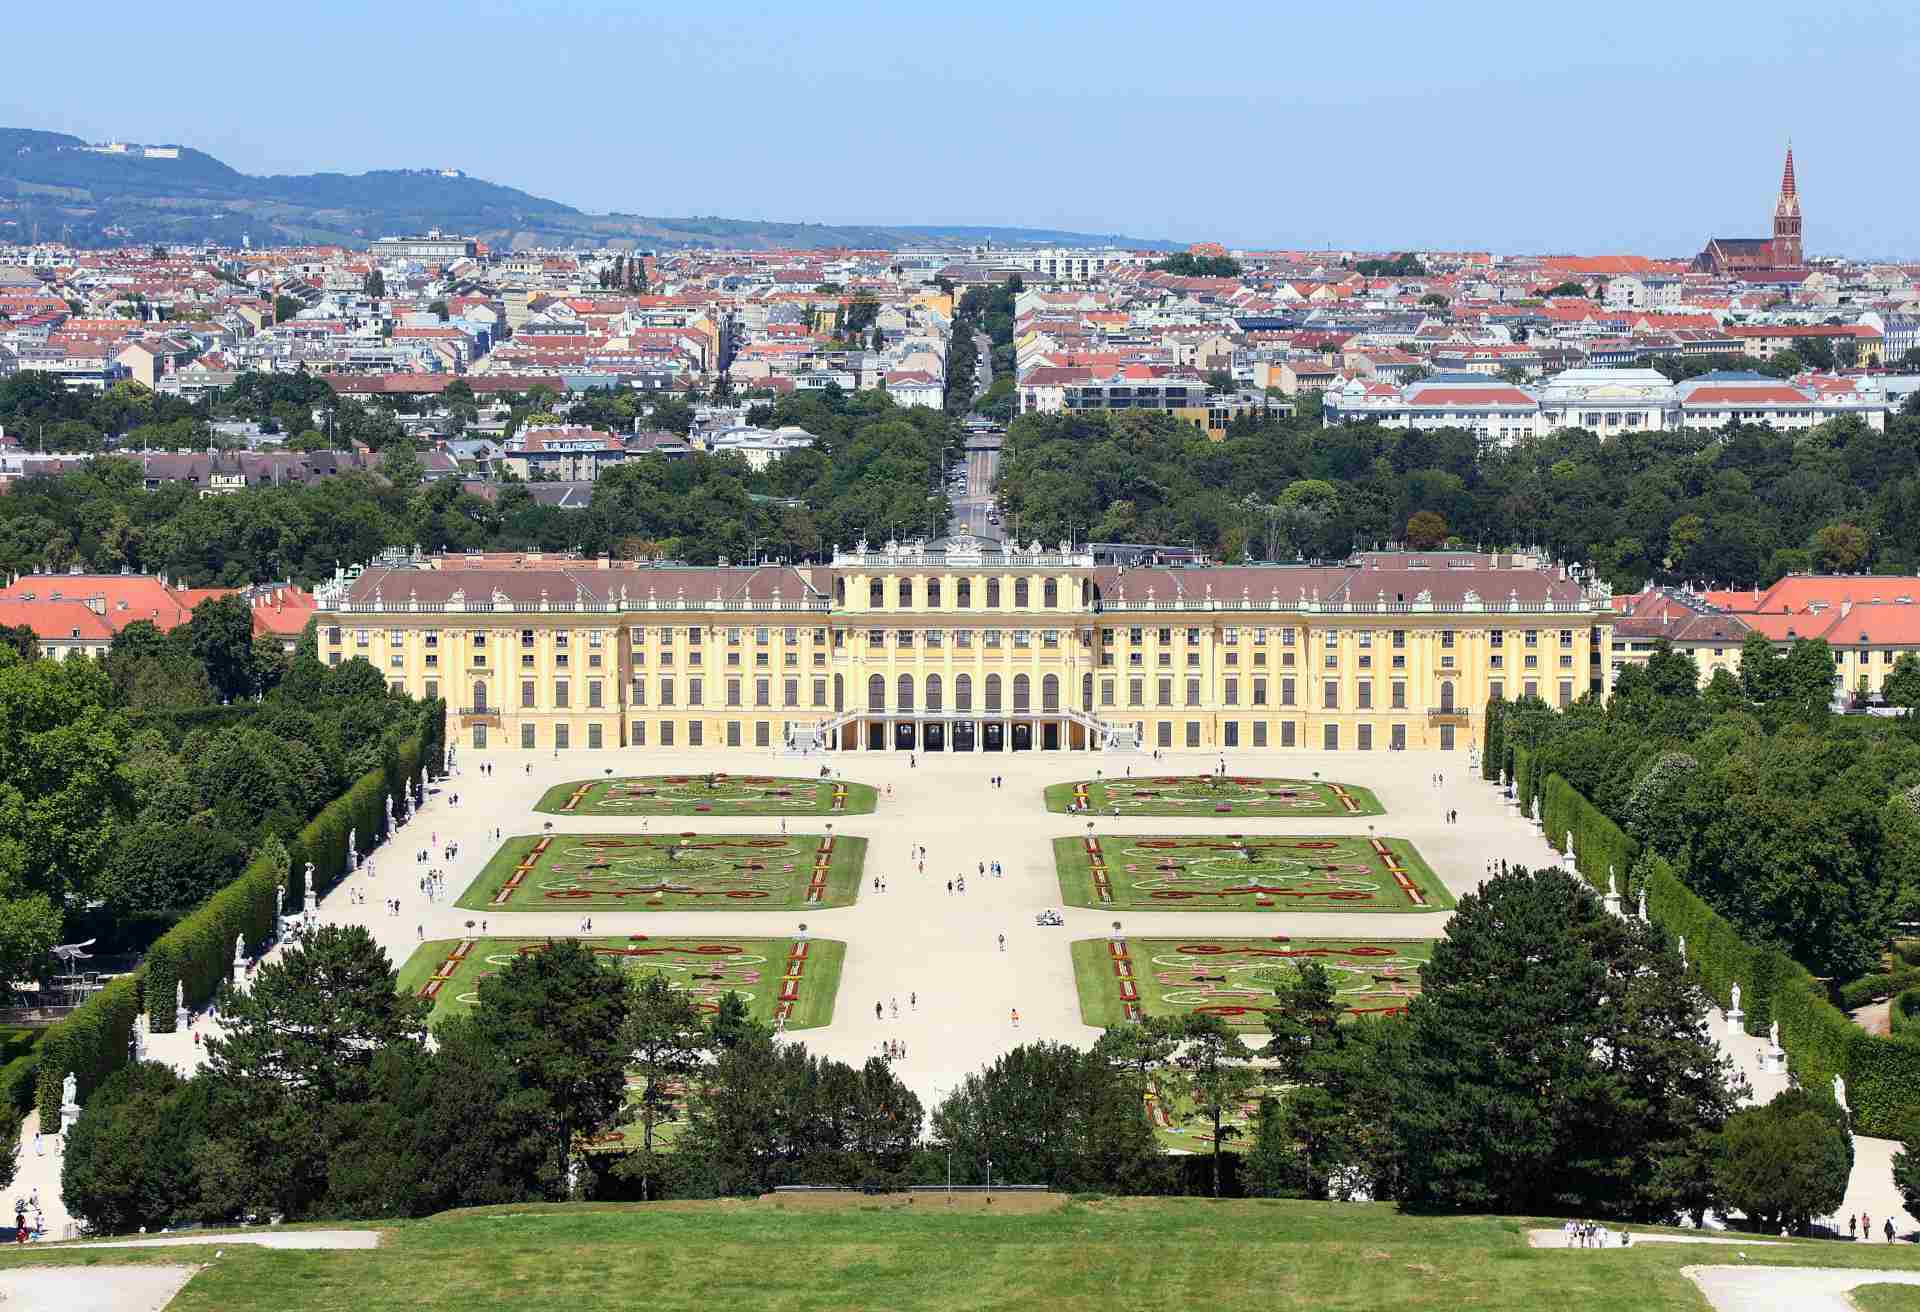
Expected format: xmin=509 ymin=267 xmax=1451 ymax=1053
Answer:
xmin=839 ymin=711 xmax=1100 ymax=751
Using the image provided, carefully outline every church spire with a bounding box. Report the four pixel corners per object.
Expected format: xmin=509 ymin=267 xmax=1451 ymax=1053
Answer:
xmin=1772 ymin=142 xmax=1803 ymax=267
xmin=1780 ymin=142 xmax=1797 ymax=199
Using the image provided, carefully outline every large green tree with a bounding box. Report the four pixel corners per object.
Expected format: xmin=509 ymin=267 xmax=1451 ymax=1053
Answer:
xmin=1714 ymin=1089 xmax=1850 ymax=1233
xmin=473 ymin=938 xmax=632 ymax=1192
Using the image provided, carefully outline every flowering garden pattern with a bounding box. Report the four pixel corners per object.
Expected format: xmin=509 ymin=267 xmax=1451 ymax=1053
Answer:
xmin=1043 ymin=776 xmax=1384 ymax=818
xmin=399 ymin=934 xmax=844 ymax=1029
xmin=534 ymin=773 xmax=877 ymax=817
xmin=1052 ymin=834 xmax=1450 ymax=912
xmin=456 ymin=832 xmax=865 ymax=912
xmin=1071 ymin=935 xmax=1429 ymax=1031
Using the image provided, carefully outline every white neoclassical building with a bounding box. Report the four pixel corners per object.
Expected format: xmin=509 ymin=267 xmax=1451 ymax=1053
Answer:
xmin=1532 ymin=368 xmax=1677 ymax=437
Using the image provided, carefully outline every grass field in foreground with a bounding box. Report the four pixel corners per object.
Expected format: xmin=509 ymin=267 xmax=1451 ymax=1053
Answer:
xmin=8 ymin=1199 xmax=1920 ymax=1312
xmin=1854 ymin=1286 xmax=1920 ymax=1310
xmin=535 ymin=774 xmax=877 ymax=816
xmin=1045 ymin=775 xmax=1385 ymax=817
xmin=455 ymin=833 xmax=866 ymax=912
xmin=1073 ymin=935 xmax=1430 ymax=1030
xmin=396 ymin=935 xmax=843 ymax=1030
xmin=1054 ymin=834 xmax=1451 ymax=912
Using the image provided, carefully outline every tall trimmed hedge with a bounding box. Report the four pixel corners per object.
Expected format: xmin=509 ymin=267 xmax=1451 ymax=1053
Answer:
xmin=1512 ymin=744 xmax=1537 ymax=817
xmin=1481 ymin=698 xmax=1506 ymax=783
xmin=1837 ymin=968 xmax=1920 ymax=1012
xmin=1540 ymin=769 xmax=1920 ymax=1137
xmin=1540 ymin=774 xmax=1636 ymax=900
xmin=37 ymin=706 xmax=439 ymax=1120
xmin=35 ymin=974 xmax=141 ymax=1128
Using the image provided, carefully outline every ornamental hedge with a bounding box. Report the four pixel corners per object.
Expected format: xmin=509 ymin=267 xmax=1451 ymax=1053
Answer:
xmin=36 ymin=703 xmax=442 ymax=1121
xmin=1893 ymin=989 xmax=1920 ymax=1040
xmin=1541 ymin=769 xmax=1920 ymax=1136
xmin=1837 ymin=968 xmax=1920 ymax=1012
xmin=1540 ymin=775 xmax=1634 ymax=899
xmin=1481 ymin=697 xmax=1506 ymax=783
xmin=1513 ymin=744 xmax=1537 ymax=817
xmin=34 ymin=974 xmax=141 ymax=1129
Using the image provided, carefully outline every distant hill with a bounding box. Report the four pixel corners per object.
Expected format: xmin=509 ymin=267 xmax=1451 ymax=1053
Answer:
xmin=0 ymin=128 xmax=1179 ymax=251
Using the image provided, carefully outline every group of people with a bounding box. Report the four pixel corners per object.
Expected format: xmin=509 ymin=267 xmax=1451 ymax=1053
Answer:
xmin=1850 ymin=1211 xmax=1898 ymax=1242
xmin=1561 ymin=1219 xmax=1626 ymax=1248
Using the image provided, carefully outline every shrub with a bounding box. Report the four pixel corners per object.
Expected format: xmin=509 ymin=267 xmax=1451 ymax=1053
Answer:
xmin=1837 ymin=968 xmax=1920 ymax=1012
xmin=1892 ymin=989 xmax=1920 ymax=1040
xmin=36 ymin=975 xmax=142 ymax=1128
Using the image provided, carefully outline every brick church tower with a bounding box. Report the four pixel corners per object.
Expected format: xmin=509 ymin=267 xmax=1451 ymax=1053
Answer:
xmin=1772 ymin=145 xmax=1803 ymax=267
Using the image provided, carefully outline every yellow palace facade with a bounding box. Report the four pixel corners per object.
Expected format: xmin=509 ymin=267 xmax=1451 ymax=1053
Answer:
xmin=315 ymin=540 xmax=1615 ymax=756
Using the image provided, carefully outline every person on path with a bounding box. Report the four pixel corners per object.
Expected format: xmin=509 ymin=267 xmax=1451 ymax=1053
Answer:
xmin=910 ymin=992 xmax=917 ymax=1011
xmin=890 ymin=998 xmax=899 ymax=1019
xmin=946 ymin=880 xmax=953 ymax=895
xmin=875 ymin=1002 xmax=883 ymax=1021
xmin=1010 ymin=1008 xmax=1020 ymax=1028
xmin=416 ymin=924 xmax=423 ymax=941
xmin=1851 ymin=1214 xmax=1859 ymax=1239
xmin=1888 ymin=1217 xmax=1898 ymax=1243
xmin=998 ymin=933 xmax=1005 ymax=952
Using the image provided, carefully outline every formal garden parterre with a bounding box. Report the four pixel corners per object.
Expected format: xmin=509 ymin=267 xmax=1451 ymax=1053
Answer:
xmin=535 ymin=773 xmax=877 ymax=816
xmin=398 ymin=934 xmax=843 ymax=1029
xmin=1072 ymin=935 xmax=1430 ymax=1030
xmin=1053 ymin=834 xmax=1450 ymax=911
xmin=1045 ymin=775 xmax=1384 ymax=817
xmin=457 ymin=832 xmax=866 ymax=911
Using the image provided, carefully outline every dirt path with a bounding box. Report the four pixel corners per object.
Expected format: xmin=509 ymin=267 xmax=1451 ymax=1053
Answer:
xmin=1526 ymin=1228 xmax=1783 ymax=1249
xmin=46 ymin=1229 xmax=381 ymax=1251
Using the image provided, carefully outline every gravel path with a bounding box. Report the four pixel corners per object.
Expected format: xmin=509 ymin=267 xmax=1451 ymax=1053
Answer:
xmin=1527 ymin=1229 xmax=1783 ymax=1249
xmin=1684 ymin=1264 xmax=1920 ymax=1311
xmin=0 ymin=1264 xmax=197 ymax=1312
xmin=47 ymin=1230 xmax=380 ymax=1251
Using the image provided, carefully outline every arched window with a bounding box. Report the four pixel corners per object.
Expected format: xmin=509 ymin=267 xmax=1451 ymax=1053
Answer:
xmin=869 ymin=579 xmax=884 ymax=608
xmin=835 ymin=577 xmax=846 ymax=606
xmin=1081 ymin=673 xmax=1093 ymax=709
xmin=868 ymin=674 xmax=886 ymax=711
xmin=986 ymin=578 xmax=1001 ymax=608
xmin=1440 ymin=681 xmax=1455 ymax=711
xmin=1013 ymin=673 xmax=1031 ymax=712
xmin=985 ymin=673 xmax=1002 ymax=712
xmin=897 ymin=673 xmax=915 ymax=711
xmin=1044 ymin=578 xmax=1058 ymax=608
xmin=958 ymin=578 xmax=972 ymax=608
xmin=955 ymin=673 xmax=973 ymax=711
xmin=1042 ymin=673 xmax=1060 ymax=712
xmin=897 ymin=578 xmax=913 ymax=608
xmin=834 ymin=674 xmax=844 ymax=712
xmin=927 ymin=578 xmax=942 ymax=607
xmin=1015 ymin=579 xmax=1030 ymax=608
xmin=472 ymin=681 xmax=488 ymax=712
xmin=926 ymin=673 xmax=943 ymax=711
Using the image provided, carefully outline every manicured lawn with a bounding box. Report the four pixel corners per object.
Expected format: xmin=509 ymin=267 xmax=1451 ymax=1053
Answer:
xmin=10 ymin=1198 xmax=1920 ymax=1311
xmin=1853 ymin=1286 xmax=1920 ymax=1310
xmin=1053 ymin=834 xmax=1450 ymax=912
xmin=396 ymin=935 xmax=843 ymax=1031
xmin=1045 ymin=775 xmax=1384 ymax=818
xmin=535 ymin=774 xmax=877 ymax=816
xmin=455 ymin=833 xmax=866 ymax=912
xmin=1072 ymin=935 xmax=1430 ymax=1030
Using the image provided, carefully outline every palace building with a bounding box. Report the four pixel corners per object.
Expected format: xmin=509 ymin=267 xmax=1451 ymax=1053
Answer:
xmin=315 ymin=539 xmax=1615 ymax=757
xmin=1694 ymin=146 xmax=1805 ymax=276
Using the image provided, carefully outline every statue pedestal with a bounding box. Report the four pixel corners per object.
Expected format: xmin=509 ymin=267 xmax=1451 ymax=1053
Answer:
xmin=1604 ymin=894 xmax=1623 ymax=918
xmin=1760 ymin=1046 xmax=1786 ymax=1075
xmin=1725 ymin=1007 xmax=1745 ymax=1039
xmin=61 ymin=1099 xmax=80 ymax=1134
xmin=175 ymin=1005 xmax=190 ymax=1030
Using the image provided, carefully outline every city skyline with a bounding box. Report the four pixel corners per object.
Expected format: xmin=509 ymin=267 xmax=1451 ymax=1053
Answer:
xmin=5 ymin=1 xmax=1920 ymax=257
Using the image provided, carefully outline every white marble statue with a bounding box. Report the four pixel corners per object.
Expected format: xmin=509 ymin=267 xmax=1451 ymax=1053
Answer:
xmin=62 ymin=1071 xmax=77 ymax=1108
xmin=1769 ymin=1020 xmax=1781 ymax=1052
xmin=1835 ymin=1074 xmax=1849 ymax=1111
xmin=1730 ymin=983 xmax=1741 ymax=1014
xmin=304 ymin=864 xmax=315 ymax=907
xmin=1637 ymin=888 xmax=1648 ymax=920
xmin=234 ymin=931 xmax=246 ymax=964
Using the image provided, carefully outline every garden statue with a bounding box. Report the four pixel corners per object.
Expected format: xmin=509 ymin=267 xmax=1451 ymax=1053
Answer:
xmin=176 ymin=980 xmax=184 ymax=1012
xmin=1607 ymin=865 xmax=1617 ymax=900
xmin=385 ymin=793 xmax=395 ymax=827
xmin=348 ymin=828 xmax=358 ymax=870
xmin=1730 ymin=983 xmax=1741 ymax=1014
xmin=1637 ymin=887 xmax=1648 ymax=921
xmin=234 ymin=932 xmax=246 ymax=965
xmin=1769 ymin=1020 xmax=1781 ymax=1052
xmin=1835 ymin=1074 xmax=1849 ymax=1112
xmin=1677 ymin=934 xmax=1686 ymax=965
xmin=63 ymin=1071 xmax=77 ymax=1108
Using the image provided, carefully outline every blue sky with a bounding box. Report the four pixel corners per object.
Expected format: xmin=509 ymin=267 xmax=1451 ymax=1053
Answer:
xmin=6 ymin=0 xmax=1919 ymax=256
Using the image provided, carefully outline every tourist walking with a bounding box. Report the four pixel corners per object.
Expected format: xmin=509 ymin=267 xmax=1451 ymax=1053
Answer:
xmin=998 ymin=933 xmax=1005 ymax=952
xmin=1010 ymin=1008 xmax=1020 ymax=1028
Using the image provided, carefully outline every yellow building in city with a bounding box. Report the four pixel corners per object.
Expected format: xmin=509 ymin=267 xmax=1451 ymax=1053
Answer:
xmin=315 ymin=541 xmax=1615 ymax=755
